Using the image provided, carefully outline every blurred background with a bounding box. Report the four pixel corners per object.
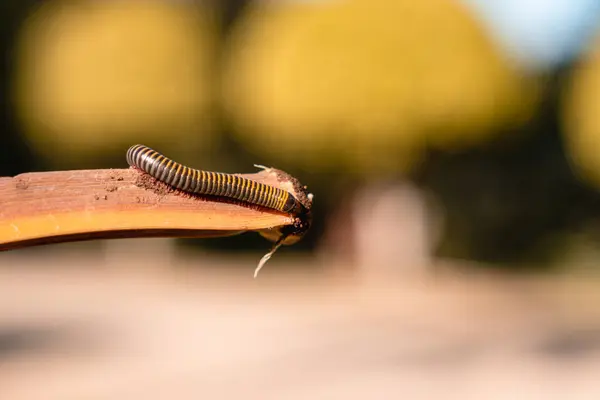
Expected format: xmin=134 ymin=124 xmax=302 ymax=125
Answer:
xmin=3 ymin=0 xmax=600 ymax=398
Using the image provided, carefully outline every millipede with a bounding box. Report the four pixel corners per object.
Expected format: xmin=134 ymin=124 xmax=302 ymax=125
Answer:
xmin=126 ymin=144 xmax=313 ymax=277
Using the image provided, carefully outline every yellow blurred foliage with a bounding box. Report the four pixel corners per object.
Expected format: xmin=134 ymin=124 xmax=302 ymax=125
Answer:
xmin=223 ymin=0 xmax=538 ymax=174
xmin=564 ymin=28 xmax=600 ymax=188
xmin=13 ymin=0 xmax=217 ymax=166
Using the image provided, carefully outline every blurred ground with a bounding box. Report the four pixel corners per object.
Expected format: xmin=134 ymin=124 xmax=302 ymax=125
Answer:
xmin=1 ymin=244 xmax=600 ymax=399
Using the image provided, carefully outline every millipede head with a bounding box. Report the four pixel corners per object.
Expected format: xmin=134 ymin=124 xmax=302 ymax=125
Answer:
xmin=254 ymin=210 xmax=313 ymax=278
xmin=258 ymin=166 xmax=313 ymax=243
xmin=258 ymin=206 xmax=312 ymax=244
xmin=253 ymin=168 xmax=313 ymax=277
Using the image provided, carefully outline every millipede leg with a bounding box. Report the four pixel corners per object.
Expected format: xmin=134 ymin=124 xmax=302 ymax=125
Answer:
xmin=253 ymin=164 xmax=271 ymax=172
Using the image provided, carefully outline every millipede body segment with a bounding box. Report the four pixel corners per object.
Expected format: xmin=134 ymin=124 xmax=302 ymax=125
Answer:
xmin=126 ymin=144 xmax=301 ymax=214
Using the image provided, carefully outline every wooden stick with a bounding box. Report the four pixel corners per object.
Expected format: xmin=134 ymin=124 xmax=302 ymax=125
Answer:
xmin=0 ymin=168 xmax=294 ymax=250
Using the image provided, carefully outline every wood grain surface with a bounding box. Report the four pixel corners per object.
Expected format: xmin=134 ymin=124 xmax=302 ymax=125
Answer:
xmin=0 ymin=168 xmax=294 ymax=250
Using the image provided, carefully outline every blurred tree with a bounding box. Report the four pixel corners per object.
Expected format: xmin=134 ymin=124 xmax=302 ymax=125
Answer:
xmin=13 ymin=0 xmax=218 ymax=170
xmin=217 ymin=0 xmax=541 ymax=258
xmin=222 ymin=0 xmax=538 ymax=176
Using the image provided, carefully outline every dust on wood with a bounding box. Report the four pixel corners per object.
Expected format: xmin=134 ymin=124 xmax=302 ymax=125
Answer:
xmin=15 ymin=177 xmax=29 ymax=190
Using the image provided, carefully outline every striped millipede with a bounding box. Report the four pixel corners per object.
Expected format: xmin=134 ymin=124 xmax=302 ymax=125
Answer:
xmin=126 ymin=144 xmax=313 ymax=277
xmin=126 ymin=144 xmax=305 ymax=215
